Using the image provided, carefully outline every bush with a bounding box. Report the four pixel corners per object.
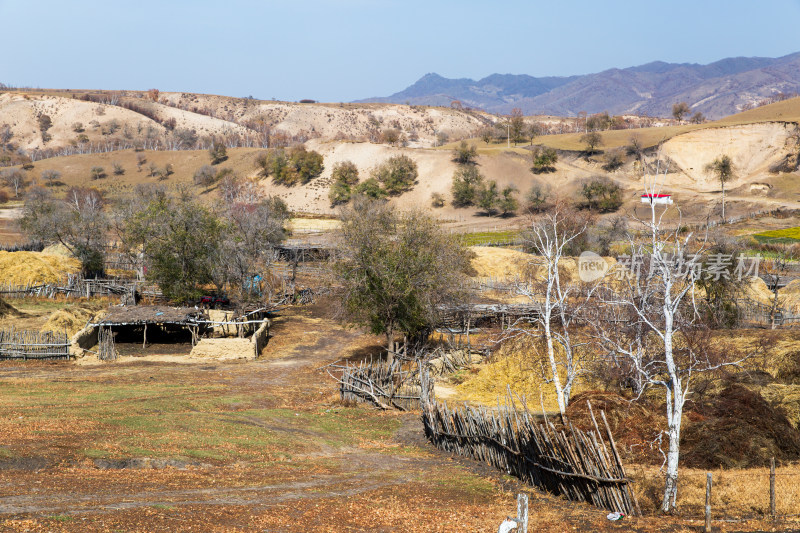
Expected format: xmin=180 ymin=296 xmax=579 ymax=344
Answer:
xmin=41 ymin=169 xmax=61 ymax=186
xmin=371 ymin=155 xmax=417 ymax=195
xmin=579 ymin=177 xmax=622 ymax=212
xmin=353 ymin=178 xmax=387 ymax=200
xmin=328 ymin=161 xmax=360 ymax=205
xmin=112 ymin=162 xmax=125 ymax=176
xmin=90 ymin=166 xmax=106 ymax=180
xmin=193 ymin=165 xmax=217 ymax=187
xmin=602 ymin=149 xmax=626 ymax=172
xmin=381 ymin=128 xmax=400 ymax=145
xmin=431 ymin=192 xmax=445 ymax=208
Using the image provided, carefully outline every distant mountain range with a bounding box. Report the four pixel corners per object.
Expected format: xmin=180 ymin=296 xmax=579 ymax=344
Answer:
xmin=357 ymin=53 xmax=800 ymax=118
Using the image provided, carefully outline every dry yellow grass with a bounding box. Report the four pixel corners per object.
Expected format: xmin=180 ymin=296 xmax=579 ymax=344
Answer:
xmin=0 ymin=251 xmax=80 ymax=285
xmin=469 ymin=246 xmax=530 ymax=279
xmin=189 ymin=337 xmax=253 ymax=360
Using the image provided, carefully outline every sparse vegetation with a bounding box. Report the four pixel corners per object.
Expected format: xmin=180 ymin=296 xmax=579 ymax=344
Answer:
xmin=257 ymin=146 xmax=324 ymax=186
xmin=530 ymin=146 xmax=558 ymax=173
xmin=371 ymin=154 xmax=417 ymax=195
xmin=579 ymin=177 xmax=623 ymax=212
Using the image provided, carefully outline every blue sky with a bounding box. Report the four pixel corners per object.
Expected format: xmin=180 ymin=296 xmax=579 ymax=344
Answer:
xmin=1 ymin=0 xmax=799 ymax=102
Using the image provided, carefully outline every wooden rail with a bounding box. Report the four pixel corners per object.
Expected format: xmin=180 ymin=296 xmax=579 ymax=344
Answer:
xmin=0 ymin=328 xmax=70 ymax=360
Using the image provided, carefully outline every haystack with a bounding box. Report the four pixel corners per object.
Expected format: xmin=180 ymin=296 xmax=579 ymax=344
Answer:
xmin=0 ymin=251 xmax=80 ymax=285
xmin=0 ymin=296 xmax=22 ymax=318
xmin=744 ymin=276 xmax=774 ymax=305
xmin=780 ymin=279 xmax=800 ymax=310
xmin=189 ymin=338 xmax=254 ymax=360
xmin=43 ymin=306 xmax=104 ymax=337
xmin=469 ymin=246 xmax=530 ymax=279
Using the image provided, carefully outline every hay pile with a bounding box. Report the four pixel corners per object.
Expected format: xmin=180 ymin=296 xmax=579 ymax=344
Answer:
xmin=744 ymin=276 xmax=774 ymax=305
xmin=780 ymin=279 xmax=800 ymax=310
xmin=761 ymin=384 xmax=800 ymax=428
xmin=189 ymin=338 xmax=253 ymax=360
xmin=0 ymin=251 xmax=80 ymax=285
xmin=469 ymin=246 xmax=530 ymax=279
xmin=42 ymin=306 xmax=104 ymax=336
xmin=681 ymin=385 xmax=800 ymax=469
xmin=0 ymin=296 xmax=21 ymax=318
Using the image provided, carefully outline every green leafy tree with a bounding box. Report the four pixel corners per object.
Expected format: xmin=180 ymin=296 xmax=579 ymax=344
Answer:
xmin=525 ymin=183 xmax=551 ymax=213
xmin=477 ymin=179 xmax=499 ymax=214
xmin=353 ymin=177 xmax=387 ymax=200
xmin=450 ymin=165 xmax=484 ymax=207
xmin=579 ymin=177 xmax=623 ymax=212
xmin=371 ymin=155 xmax=417 ymax=195
xmin=498 ymin=185 xmax=518 ymax=215
xmin=452 ymin=141 xmax=478 ymax=165
xmin=334 ymin=197 xmax=473 ymax=361
xmin=257 ymin=146 xmax=324 ymax=186
xmin=530 ymin=146 xmax=558 ymax=173
xmin=705 ymin=155 xmax=735 ymax=221
xmin=328 ymin=161 xmax=360 ymax=205
xmin=121 ymin=187 xmax=223 ymax=303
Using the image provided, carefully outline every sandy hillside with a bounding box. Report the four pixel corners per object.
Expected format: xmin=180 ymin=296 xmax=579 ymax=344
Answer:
xmin=660 ymin=122 xmax=796 ymax=189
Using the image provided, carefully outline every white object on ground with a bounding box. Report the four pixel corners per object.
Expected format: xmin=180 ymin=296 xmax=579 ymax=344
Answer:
xmin=498 ymin=517 xmax=518 ymax=533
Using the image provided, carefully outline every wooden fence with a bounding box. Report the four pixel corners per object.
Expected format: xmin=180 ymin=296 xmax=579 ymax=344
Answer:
xmin=419 ymin=370 xmax=639 ymax=515
xmin=0 ymin=276 xmax=153 ymax=303
xmin=0 ymin=329 xmax=70 ymax=360
xmin=331 ymin=357 xmax=422 ymax=411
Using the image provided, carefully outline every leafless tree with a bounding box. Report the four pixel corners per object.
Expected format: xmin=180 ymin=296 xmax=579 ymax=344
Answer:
xmin=1 ymin=168 xmax=29 ymax=197
xmin=511 ymin=200 xmax=595 ymax=417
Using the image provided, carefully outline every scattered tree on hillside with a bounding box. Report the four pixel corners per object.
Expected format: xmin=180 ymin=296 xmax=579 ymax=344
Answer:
xmin=112 ymin=162 xmax=125 ymax=176
xmin=524 ymin=183 xmax=551 ymax=213
xmin=602 ymin=149 xmax=626 ymax=171
xmin=672 ymin=102 xmax=691 ymax=122
xmin=328 ymin=160 xmax=360 ymax=205
xmin=193 ymin=165 xmax=218 ymax=187
xmin=256 ymin=146 xmax=324 ymax=186
xmin=530 ymin=146 xmax=557 ymax=173
xmin=430 ymin=192 xmax=445 ymax=208
xmin=90 ymin=166 xmax=106 ymax=180
xmin=37 ymin=114 xmax=52 ymax=133
xmin=690 ymin=111 xmax=706 ymax=124
xmin=579 ymin=177 xmax=623 ymax=212
xmin=509 ymin=108 xmax=526 ymax=145
xmin=1 ymin=169 xmax=29 ymax=197
xmin=452 ymin=141 xmax=478 ymax=165
xmin=72 ymin=122 xmax=84 ymax=133
xmin=498 ymin=185 xmax=519 ymax=215
xmin=477 ymin=179 xmax=499 ymax=214
xmin=450 ymin=165 xmax=484 ymax=207
xmin=352 ymin=177 xmax=387 ymax=200
xmin=479 ymin=127 xmax=494 ymax=144
xmin=136 ymin=154 xmax=147 ymax=172
xmin=381 ymin=128 xmax=400 ymax=145
xmin=579 ymin=131 xmax=603 ymax=154
xmin=20 ymin=186 xmax=108 ymax=276
xmin=371 ymin=155 xmax=417 ymax=195
xmin=333 ymin=197 xmax=473 ymax=362
xmin=40 ymin=169 xmax=61 ymax=187
xmin=705 ymin=155 xmax=735 ymax=222
xmin=209 ymin=142 xmax=228 ymax=164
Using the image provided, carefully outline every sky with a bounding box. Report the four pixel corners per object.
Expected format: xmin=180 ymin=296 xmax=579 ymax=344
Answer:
xmin=2 ymin=0 xmax=800 ymax=102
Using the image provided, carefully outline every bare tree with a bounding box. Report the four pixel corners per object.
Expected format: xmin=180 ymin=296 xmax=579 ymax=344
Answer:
xmin=1 ymin=168 xmax=29 ymax=197
xmin=672 ymin=102 xmax=690 ymax=122
xmin=512 ymin=200 xmax=595 ymax=416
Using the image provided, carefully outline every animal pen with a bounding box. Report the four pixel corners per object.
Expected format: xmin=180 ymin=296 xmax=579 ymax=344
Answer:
xmin=0 ymin=329 xmax=70 ymax=360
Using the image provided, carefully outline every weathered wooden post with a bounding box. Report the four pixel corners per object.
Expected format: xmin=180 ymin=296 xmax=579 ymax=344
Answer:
xmin=705 ymin=473 xmax=712 ymax=533
xmin=516 ymin=493 xmax=528 ymax=533
xmin=770 ymin=457 xmax=776 ymax=520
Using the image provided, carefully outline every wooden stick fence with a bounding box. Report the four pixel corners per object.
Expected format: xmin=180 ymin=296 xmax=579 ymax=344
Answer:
xmin=98 ymin=327 xmax=118 ymax=362
xmin=331 ymin=357 xmax=422 ymax=411
xmin=0 ymin=328 xmax=70 ymax=360
xmin=419 ymin=368 xmax=639 ymax=515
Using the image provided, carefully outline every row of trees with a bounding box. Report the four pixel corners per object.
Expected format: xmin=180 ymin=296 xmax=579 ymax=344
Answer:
xmin=328 ymin=155 xmax=419 ymax=205
xmin=19 ymin=181 xmax=289 ymax=303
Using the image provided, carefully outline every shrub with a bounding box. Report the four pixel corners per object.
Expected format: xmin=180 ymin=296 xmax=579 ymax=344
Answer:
xmin=41 ymin=169 xmax=61 ymax=186
xmin=525 ymin=184 xmax=551 ymax=214
xmin=257 ymin=146 xmax=324 ymax=186
xmin=371 ymin=155 xmax=417 ymax=195
xmin=602 ymin=149 xmax=626 ymax=172
xmin=328 ymin=161 xmax=360 ymax=205
xmin=112 ymin=162 xmax=125 ymax=176
xmin=353 ymin=178 xmax=387 ymax=200
xmin=90 ymin=166 xmax=106 ymax=180
xmin=193 ymin=165 xmax=217 ymax=187
xmin=431 ymin=192 xmax=445 ymax=208
xmin=579 ymin=177 xmax=623 ymax=212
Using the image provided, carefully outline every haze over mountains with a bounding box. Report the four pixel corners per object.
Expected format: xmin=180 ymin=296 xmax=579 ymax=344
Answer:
xmin=358 ymin=52 xmax=800 ymax=119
